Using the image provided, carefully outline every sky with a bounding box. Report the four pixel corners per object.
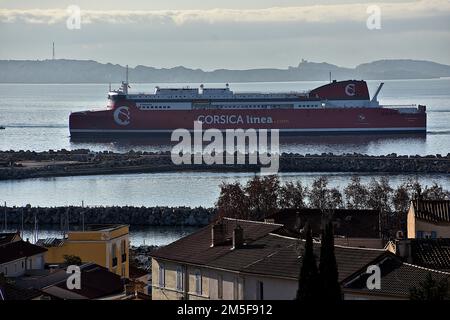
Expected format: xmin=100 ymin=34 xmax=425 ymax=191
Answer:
xmin=0 ymin=0 xmax=449 ymax=70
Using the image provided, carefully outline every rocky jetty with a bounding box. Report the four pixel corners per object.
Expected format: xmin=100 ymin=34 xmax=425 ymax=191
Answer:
xmin=0 ymin=149 xmax=449 ymax=180
xmin=2 ymin=205 xmax=215 ymax=227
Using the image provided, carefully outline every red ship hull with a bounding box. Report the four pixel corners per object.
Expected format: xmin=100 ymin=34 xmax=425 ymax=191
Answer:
xmin=70 ymin=107 xmax=426 ymax=135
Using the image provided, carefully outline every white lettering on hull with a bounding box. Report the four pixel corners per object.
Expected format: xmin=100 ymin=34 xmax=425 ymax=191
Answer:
xmin=197 ymin=115 xmax=273 ymax=125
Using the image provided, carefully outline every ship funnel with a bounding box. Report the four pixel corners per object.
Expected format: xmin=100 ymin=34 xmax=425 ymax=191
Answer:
xmin=371 ymin=82 xmax=384 ymax=103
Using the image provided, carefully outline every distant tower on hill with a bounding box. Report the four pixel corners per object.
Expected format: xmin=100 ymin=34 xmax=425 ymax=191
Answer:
xmin=52 ymin=42 xmax=55 ymax=60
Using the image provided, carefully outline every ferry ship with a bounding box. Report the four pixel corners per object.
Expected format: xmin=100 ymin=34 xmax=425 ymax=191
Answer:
xmin=69 ymin=77 xmax=426 ymax=136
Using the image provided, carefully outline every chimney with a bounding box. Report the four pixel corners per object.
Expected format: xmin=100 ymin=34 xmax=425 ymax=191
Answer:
xmin=232 ymin=225 xmax=244 ymax=250
xmin=211 ymin=221 xmax=226 ymax=247
xmin=396 ymin=239 xmax=412 ymax=263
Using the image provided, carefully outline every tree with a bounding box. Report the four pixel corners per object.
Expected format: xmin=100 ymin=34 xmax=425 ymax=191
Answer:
xmin=422 ymin=183 xmax=449 ymax=200
xmin=328 ymin=187 xmax=344 ymax=210
xmin=278 ymin=181 xmax=307 ymax=209
xmin=319 ymin=221 xmax=342 ymax=301
xmin=63 ymin=255 xmax=82 ymax=266
xmin=308 ymin=177 xmax=343 ymax=210
xmin=216 ymin=182 xmax=250 ymax=220
xmin=344 ymin=176 xmax=369 ymax=209
xmin=410 ymin=273 xmax=449 ymax=300
xmin=367 ymin=177 xmax=393 ymax=212
xmin=245 ymin=175 xmax=280 ymax=220
xmin=308 ymin=176 xmax=329 ymax=210
xmin=297 ymin=223 xmax=321 ymax=300
xmin=392 ymin=183 xmax=411 ymax=214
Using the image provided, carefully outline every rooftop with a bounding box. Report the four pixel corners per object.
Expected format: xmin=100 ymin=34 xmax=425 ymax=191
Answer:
xmin=268 ymin=209 xmax=381 ymax=239
xmin=410 ymin=238 xmax=450 ymax=271
xmin=0 ymin=280 xmax=42 ymax=300
xmin=0 ymin=232 xmax=20 ymax=246
xmin=0 ymin=240 xmax=47 ymax=264
xmin=151 ymin=218 xmax=388 ymax=282
xmin=344 ymin=256 xmax=450 ymax=298
xmin=412 ymin=200 xmax=450 ymax=223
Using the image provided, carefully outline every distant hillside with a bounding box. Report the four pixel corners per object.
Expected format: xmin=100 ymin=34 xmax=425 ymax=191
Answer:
xmin=0 ymin=59 xmax=449 ymax=83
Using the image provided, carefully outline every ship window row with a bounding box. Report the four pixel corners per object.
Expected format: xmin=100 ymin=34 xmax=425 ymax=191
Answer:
xmin=213 ymin=105 xmax=280 ymax=109
xmin=299 ymin=104 xmax=320 ymax=108
xmin=140 ymin=106 xmax=172 ymax=109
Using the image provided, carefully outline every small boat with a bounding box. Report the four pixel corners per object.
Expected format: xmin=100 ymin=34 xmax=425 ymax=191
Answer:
xmin=0 ymin=126 xmax=5 ymax=130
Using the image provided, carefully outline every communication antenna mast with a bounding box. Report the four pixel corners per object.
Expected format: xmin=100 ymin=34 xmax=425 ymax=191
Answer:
xmin=33 ymin=210 xmax=38 ymax=244
xmin=329 ymin=71 xmax=332 ymax=83
xmin=3 ymin=201 xmax=6 ymax=232
xmin=52 ymin=42 xmax=55 ymax=60
xmin=21 ymin=208 xmax=24 ymax=239
xmin=81 ymin=200 xmax=85 ymax=232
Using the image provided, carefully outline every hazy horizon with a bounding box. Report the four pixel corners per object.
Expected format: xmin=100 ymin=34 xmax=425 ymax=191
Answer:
xmin=1 ymin=0 xmax=450 ymax=70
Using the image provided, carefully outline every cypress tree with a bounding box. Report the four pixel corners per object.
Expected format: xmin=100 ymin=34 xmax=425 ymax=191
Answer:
xmin=319 ymin=221 xmax=342 ymax=301
xmin=297 ymin=223 xmax=320 ymax=300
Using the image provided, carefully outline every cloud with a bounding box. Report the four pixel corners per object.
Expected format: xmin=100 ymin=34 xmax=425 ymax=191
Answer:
xmin=0 ymin=0 xmax=449 ymax=25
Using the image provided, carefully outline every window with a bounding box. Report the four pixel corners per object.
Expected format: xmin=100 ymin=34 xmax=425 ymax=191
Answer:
xmin=112 ymin=243 xmax=118 ymax=267
xmin=218 ymin=275 xmax=223 ymax=299
xmin=416 ymin=231 xmax=424 ymax=239
xmin=121 ymin=240 xmax=127 ymax=263
xmin=159 ymin=263 xmax=165 ymax=287
xmin=176 ymin=266 xmax=184 ymax=291
xmin=257 ymin=281 xmax=264 ymax=300
xmin=233 ymin=277 xmax=239 ymax=300
xmin=431 ymin=231 xmax=437 ymax=239
xmin=195 ymin=270 xmax=202 ymax=295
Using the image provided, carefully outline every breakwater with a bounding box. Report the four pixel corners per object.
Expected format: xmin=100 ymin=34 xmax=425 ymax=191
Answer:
xmin=0 ymin=149 xmax=449 ymax=180
xmin=1 ymin=206 xmax=215 ymax=227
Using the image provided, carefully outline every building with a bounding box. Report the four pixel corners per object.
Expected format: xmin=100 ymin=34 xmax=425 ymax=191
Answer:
xmin=151 ymin=218 xmax=394 ymax=300
xmin=395 ymin=238 xmax=450 ymax=272
xmin=267 ymin=208 xmax=384 ymax=248
xmin=0 ymin=233 xmax=47 ymax=278
xmin=0 ymin=280 xmax=44 ymax=300
xmin=128 ymin=266 xmax=151 ymax=297
xmin=12 ymin=263 xmax=125 ymax=300
xmin=407 ymin=200 xmax=450 ymax=239
xmin=36 ymin=224 xmax=129 ymax=278
xmin=343 ymin=254 xmax=450 ymax=300
xmin=40 ymin=263 xmax=124 ymax=300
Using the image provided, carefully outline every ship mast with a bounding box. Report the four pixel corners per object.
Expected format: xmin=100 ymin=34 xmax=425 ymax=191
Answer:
xmin=121 ymin=65 xmax=130 ymax=94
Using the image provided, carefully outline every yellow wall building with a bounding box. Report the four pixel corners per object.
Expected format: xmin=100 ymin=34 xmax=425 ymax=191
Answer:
xmin=37 ymin=224 xmax=129 ymax=278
